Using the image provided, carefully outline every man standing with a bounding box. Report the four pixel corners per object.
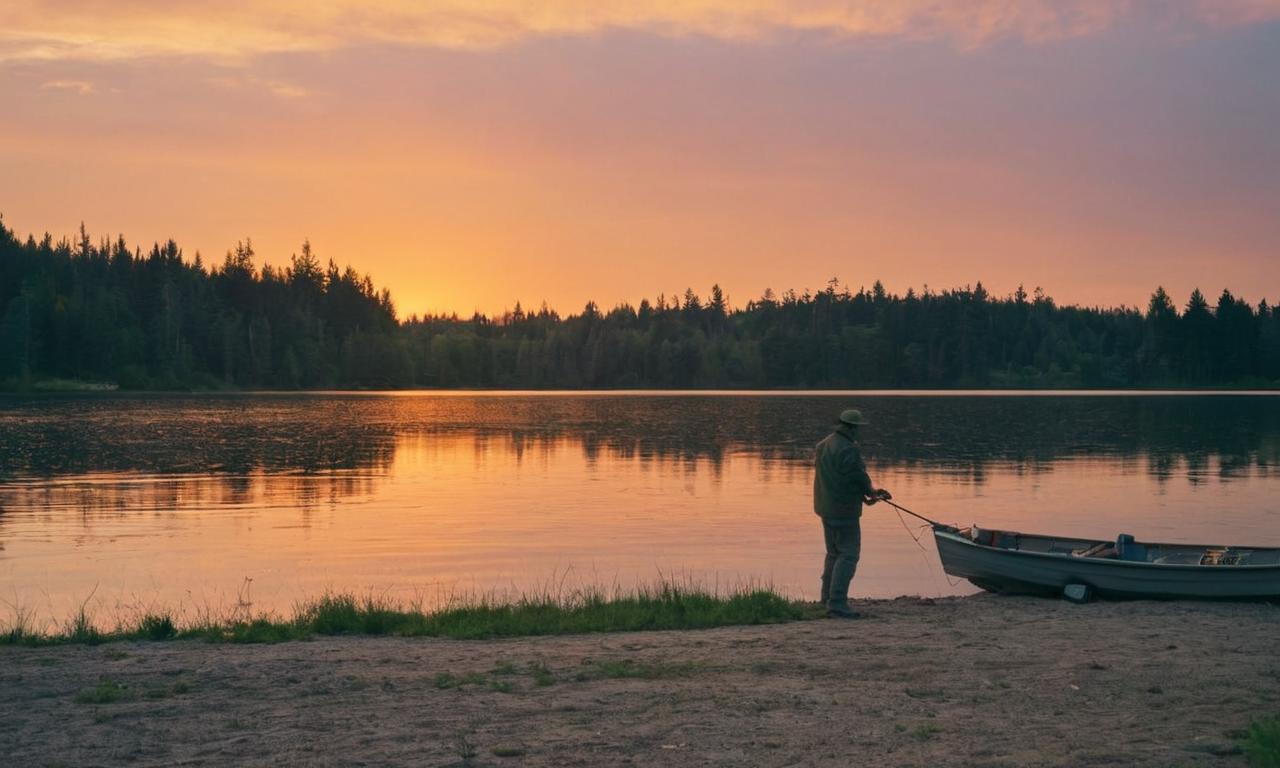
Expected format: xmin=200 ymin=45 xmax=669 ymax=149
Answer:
xmin=814 ymin=409 xmax=891 ymax=619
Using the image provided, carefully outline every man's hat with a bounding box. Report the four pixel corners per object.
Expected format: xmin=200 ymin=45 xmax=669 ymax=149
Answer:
xmin=839 ymin=408 xmax=869 ymax=426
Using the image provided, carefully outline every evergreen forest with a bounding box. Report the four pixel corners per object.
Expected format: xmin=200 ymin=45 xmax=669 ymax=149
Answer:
xmin=2 ymin=218 xmax=1278 ymax=390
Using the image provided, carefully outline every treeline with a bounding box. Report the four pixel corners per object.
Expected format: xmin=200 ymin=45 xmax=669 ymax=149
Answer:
xmin=0 ymin=218 xmax=401 ymax=389
xmin=2 ymin=218 xmax=1278 ymax=389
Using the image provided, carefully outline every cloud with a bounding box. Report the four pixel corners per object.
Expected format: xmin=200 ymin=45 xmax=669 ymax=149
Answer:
xmin=206 ymin=73 xmax=309 ymax=99
xmin=39 ymin=78 xmax=94 ymax=94
xmin=2 ymin=0 xmax=1278 ymax=63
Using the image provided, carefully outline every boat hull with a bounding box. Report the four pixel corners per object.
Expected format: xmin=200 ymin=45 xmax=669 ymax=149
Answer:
xmin=934 ymin=529 xmax=1280 ymax=600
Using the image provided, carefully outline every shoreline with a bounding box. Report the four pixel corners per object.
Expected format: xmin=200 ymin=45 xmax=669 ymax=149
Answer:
xmin=2 ymin=588 xmax=809 ymax=647
xmin=5 ymin=385 xmax=1280 ymax=396
xmin=4 ymin=595 xmax=1277 ymax=766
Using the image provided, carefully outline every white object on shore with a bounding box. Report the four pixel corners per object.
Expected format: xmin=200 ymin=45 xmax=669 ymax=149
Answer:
xmin=1063 ymin=584 xmax=1092 ymax=603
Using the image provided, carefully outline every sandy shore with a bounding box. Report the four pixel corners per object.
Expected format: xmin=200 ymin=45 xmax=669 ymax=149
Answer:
xmin=2 ymin=595 xmax=1277 ymax=767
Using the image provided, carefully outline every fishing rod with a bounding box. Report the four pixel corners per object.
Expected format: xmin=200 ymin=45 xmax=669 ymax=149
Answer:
xmin=875 ymin=495 xmax=957 ymax=533
xmin=877 ymin=496 xmax=965 ymax=590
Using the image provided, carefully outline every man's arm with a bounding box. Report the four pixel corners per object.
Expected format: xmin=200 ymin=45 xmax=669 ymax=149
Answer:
xmin=839 ymin=444 xmax=874 ymax=497
xmin=841 ymin=444 xmax=891 ymax=504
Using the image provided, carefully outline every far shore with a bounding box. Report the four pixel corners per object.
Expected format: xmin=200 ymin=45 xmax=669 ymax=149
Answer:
xmin=5 ymin=385 xmax=1280 ymax=396
xmin=4 ymin=595 xmax=1276 ymax=767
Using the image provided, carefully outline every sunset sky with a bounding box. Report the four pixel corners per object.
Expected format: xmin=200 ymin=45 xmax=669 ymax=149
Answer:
xmin=3 ymin=1 xmax=1278 ymax=317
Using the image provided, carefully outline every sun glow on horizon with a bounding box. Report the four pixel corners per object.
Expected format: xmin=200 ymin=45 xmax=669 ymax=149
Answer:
xmin=2 ymin=1 xmax=1278 ymax=316
xmin=6 ymin=1 xmax=1279 ymax=63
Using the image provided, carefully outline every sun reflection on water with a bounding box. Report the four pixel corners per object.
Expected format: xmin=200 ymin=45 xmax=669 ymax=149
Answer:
xmin=0 ymin=393 xmax=1277 ymax=626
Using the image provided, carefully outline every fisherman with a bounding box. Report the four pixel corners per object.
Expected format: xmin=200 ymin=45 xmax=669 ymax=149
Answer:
xmin=814 ymin=408 xmax=891 ymax=619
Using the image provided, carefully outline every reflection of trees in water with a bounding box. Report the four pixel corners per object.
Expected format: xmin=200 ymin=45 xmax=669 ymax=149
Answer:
xmin=0 ymin=396 xmax=399 ymax=478
xmin=493 ymin=429 xmax=731 ymax=478
xmin=454 ymin=396 xmax=1280 ymax=483
xmin=0 ymin=471 xmax=383 ymax=521
xmin=1 ymin=394 xmax=1278 ymax=507
xmin=0 ymin=401 xmax=1276 ymax=569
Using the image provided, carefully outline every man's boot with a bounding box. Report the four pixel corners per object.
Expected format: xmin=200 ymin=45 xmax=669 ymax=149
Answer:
xmin=826 ymin=556 xmax=860 ymax=618
xmin=825 ymin=602 xmax=862 ymax=619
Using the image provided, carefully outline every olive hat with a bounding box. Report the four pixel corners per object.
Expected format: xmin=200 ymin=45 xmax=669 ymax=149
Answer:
xmin=838 ymin=408 xmax=869 ymax=426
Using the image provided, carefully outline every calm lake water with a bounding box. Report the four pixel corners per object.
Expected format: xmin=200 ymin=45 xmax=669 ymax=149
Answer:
xmin=2 ymin=392 xmax=1278 ymax=626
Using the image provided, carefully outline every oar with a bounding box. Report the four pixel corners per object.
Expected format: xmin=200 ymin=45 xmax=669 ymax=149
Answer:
xmin=876 ymin=496 xmax=958 ymax=533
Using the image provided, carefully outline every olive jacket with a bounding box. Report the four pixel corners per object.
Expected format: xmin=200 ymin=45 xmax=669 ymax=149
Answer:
xmin=813 ymin=425 xmax=875 ymax=524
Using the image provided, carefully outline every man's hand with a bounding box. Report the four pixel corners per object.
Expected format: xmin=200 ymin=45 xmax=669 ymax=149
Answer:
xmin=864 ymin=488 xmax=892 ymax=505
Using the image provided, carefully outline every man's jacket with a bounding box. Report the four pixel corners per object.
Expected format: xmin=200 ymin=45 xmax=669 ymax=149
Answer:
xmin=813 ymin=426 xmax=874 ymax=524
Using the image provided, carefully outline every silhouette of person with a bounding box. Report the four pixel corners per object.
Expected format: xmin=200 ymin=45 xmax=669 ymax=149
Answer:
xmin=813 ymin=409 xmax=891 ymax=618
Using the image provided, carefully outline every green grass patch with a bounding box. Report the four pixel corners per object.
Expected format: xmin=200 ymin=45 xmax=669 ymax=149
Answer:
xmin=491 ymin=746 xmax=525 ymax=758
xmin=574 ymin=658 xmax=706 ymax=681
xmin=911 ymin=724 xmax=941 ymax=742
xmin=75 ymin=680 xmax=132 ymax=705
xmin=143 ymin=680 xmax=192 ymax=700
xmin=529 ymin=661 xmax=556 ymax=687
xmin=132 ymin=614 xmax=177 ymax=641
xmin=435 ymin=671 xmax=490 ymax=689
xmin=3 ymin=605 xmax=43 ymax=646
xmin=1246 ymin=715 xmax=1280 ymax=768
xmin=65 ymin=607 xmax=101 ymax=645
xmin=1 ymin=582 xmax=807 ymax=646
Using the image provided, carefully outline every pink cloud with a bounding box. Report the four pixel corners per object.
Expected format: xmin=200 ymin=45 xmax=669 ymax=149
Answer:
xmin=2 ymin=1 xmax=1278 ymax=63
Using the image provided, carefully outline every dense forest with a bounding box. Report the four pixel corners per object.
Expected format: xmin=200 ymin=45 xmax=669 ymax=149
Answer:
xmin=2 ymin=217 xmax=1278 ymax=390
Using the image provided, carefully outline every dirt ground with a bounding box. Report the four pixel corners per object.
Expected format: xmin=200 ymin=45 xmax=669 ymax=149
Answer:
xmin=2 ymin=595 xmax=1278 ymax=767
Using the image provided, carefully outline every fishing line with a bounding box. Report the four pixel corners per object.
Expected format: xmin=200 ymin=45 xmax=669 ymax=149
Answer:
xmin=891 ymin=504 xmax=963 ymax=590
xmin=893 ymin=507 xmax=947 ymax=595
xmin=894 ymin=507 xmax=929 ymax=554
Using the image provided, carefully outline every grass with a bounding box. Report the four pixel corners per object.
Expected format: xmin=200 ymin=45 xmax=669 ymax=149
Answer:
xmin=428 ymin=654 xmax=704 ymax=694
xmin=1246 ymin=715 xmax=1280 ymax=768
xmin=529 ymin=661 xmax=556 ymax=687
xmin=911 ymin=724 xmax=942 ymax=742
xmin=73 ymin=678 xmax=190 ymax=705
xmin=0 ymin=582 xmax=809 ymax=647
xmin=75 ymin=680 xmax=132 ymax=704
xmin=135 ymin=614 xmax=177 ymax=641
xmin=454 ymin=731 xmax=477 ymax=764
xmin=573 ymin=658 xmax=707 ymax=681
xmin=435 ymin=671 xmax=490 ymax=689
xmin=65 ymin=606 xmax=102 ymax=645
xmin=434 ymin=665 xmax=535 ymax=693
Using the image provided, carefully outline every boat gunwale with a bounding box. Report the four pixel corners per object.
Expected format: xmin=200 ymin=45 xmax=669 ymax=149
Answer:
xmin=934 ymin=529 xmax=1280 ymax=572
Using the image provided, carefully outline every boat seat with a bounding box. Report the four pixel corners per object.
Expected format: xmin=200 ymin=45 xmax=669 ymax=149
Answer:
xmin=991 ymin=531 xmax=1020 ymax=549
xmin=1115 ymin=533 xmax=1149 ymax=562
xmin=1073 ymin=541 xmax=1116 ymax=559
xmin=1152 ymin=553 xmax=1203 ymax=565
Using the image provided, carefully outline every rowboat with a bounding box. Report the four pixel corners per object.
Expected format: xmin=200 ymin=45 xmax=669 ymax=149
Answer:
xmin=932 ymin=525 xmax=1280 ymax=600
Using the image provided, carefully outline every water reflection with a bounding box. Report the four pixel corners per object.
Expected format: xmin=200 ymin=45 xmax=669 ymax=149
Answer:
xmin=2 ymin=393 xmax=1278 ymax=480
xmin=0 ymin=393 xmax=1278 ymax=624
xmin=0 ymin=470 xmax=383 ymax=518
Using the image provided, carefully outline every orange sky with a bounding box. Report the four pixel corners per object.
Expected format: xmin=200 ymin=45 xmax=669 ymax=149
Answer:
xmin=2 ymin=1 xmax=1279 ymax=316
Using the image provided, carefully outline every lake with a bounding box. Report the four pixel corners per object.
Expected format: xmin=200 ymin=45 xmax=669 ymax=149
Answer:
xmin=1 ymin=392 xmax=1278 ymax=627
